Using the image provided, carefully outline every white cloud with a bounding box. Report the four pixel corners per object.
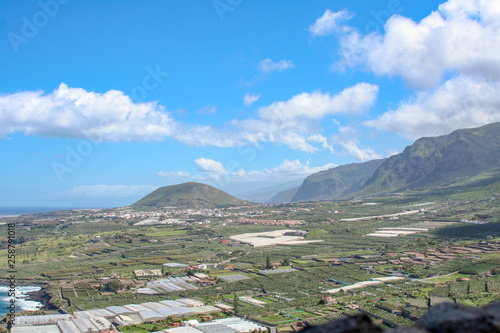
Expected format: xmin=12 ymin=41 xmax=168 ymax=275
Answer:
xmin=340 ymin=141 xmax=382 ymax=162
xmin=256 ymin=83 xmax=379 ymax=121
xmin=195 ymin=158 xmax=229 ymax=175
xmin=0 ymin=83 xmax=238 ymax=147
xmin=323 ymin=0 xmax=500 ymax=140
xmin=309 ymin=9 xmax=352 ymax=36
xmin=329 ymin=123 xmax=382 ymax=162
xmin=234 ymin=83 xmax=379 ymax=153
xmin=0 ymin=83 xmax=176 ymax=140
xmin=65 ymin=184 xmax=156 ymax=198
xmin=243 ymin=93 xmax=261 ymax=107
xmin=259 ymin=58 xmax=295 ymax=73
xmin=307 ymin=134 xmax=334 ymax=153
xmin=0 ymin=83 xmax=378 ymax=155
xmin=336 ymin=0 xmax=500 ymax=87
xmin=365 ymin=75 xmax=500 ymax=138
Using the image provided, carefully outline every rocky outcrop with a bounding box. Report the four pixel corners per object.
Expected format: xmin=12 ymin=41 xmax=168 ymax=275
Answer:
xmin=305 ymin=302 xmax=500 ymax=333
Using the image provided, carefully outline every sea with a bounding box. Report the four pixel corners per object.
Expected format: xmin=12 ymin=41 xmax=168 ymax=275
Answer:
xmin=0 ymin=286 xmax=43 ymax=317
xmin=0 ymin=207 xmax=97 ymax=217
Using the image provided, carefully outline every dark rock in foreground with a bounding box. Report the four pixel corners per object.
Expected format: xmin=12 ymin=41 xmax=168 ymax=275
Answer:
xmin=304 ymin=314 xmax=383 ymax=333
xmin=304 ymin=302 xmax=500 ymax=333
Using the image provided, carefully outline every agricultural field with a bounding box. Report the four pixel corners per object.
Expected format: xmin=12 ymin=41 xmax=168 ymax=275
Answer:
xmin=1 ymin=189 xmax=499 ymax=331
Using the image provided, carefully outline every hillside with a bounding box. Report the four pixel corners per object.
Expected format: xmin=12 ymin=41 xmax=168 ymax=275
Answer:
xmin=357 ymin=122 xmax=500 ymax=196
xmin=291 ymin=159 xmax=386 ymax=202
xmin=131 ymin=182 xmax=251 ymax=209
xmin=270 ymin=159 xmax=385 ymax=203
xmin=277 ymin=122 xmax=500 ymax=203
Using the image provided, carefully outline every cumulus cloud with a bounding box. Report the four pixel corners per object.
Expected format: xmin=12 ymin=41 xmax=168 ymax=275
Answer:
xmin=233 ymin=83 xmax=379 ymax=154
xmin=0 ymin=82 xmax=378 ymax=157
xmin=243 ymin=93 xmax=261 ymax=107
xmin=317 ymin=0 xmax=500 ymax=140
xmin=65 ymin=184 xmax=156 ymax=198
xmin=336 ymin=0 xmax=500 ymax=87
xmin=195 ymin=158 xmax=229 ymax=175
xmin=309 ymin=9 xmax=352 ymax=36
xmin=0 ymin=83 xmax=176 ymax=140
xmin=0 ymin=83 xmax=238 ymax=147
xmin=255 ymin=83 xmax=378 ymax=121
xmin=259 ymin=58 xmax=295 ymax=73
xmin=365 ymin=75 xmax=500 ymax=138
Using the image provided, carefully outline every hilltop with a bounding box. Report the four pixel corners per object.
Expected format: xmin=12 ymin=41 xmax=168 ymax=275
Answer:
xmin=131 ymin=182 xmax=252 ymax=210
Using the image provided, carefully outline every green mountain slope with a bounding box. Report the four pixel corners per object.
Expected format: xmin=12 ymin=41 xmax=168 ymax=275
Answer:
xmin=131 ymin=182 xmax=252 ymax=209
xmin=357 ymin=122 xmax=500 ymax=196
xmin=288 ymin=159 xmax=386 ymax=202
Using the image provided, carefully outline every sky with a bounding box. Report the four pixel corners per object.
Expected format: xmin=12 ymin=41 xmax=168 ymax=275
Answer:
xmin=1 ymin=0 xmax=500 ymax=208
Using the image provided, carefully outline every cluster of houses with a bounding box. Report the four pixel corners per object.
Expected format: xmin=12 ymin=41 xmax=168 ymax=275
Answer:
xmin=235 ymin=217 xmax=305 ymax=226
xmin=89 ymin=204 xmax=274 ymax=222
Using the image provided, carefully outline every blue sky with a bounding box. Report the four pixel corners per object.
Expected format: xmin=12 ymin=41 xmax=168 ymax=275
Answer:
xmin=1 ymin=0 xmax=500 ymax=207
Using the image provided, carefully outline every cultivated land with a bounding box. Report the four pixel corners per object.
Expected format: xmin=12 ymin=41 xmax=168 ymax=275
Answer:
xmin=1 ymin=183 xmax=500 ymax=332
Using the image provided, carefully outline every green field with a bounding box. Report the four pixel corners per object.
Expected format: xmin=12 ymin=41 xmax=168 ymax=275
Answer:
xmin=145 ymin=229 xmax=188 ymax=237
xmin=1 ymin=186 xmax=499 ymax=332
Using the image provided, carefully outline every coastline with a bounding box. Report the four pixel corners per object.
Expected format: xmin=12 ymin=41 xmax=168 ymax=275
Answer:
xmin=25 ymin=288 xmax=53 ymax=310
xmin=0 ymin=281 xmax=52 ymax=312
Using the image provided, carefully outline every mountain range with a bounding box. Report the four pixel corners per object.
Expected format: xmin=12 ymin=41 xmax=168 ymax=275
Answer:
xmin=270 ymin=122 xmax=500 ymax=202
xmin=131 ymin=122 xmax=500 ymax=208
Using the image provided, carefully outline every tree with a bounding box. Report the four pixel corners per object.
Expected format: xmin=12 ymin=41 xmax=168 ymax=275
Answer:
xmin=283 ymin=257 xmax=290 ymax=266
xmin=233 ymin=293 xmax=239 ymax=314
xmin=266 ymin=256 xmax=272 ymax=269
xmin=105 ymin=279 xmax=121 ymax=291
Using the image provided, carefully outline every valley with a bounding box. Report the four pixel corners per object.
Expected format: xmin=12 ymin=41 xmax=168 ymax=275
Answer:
xmin=1 ymin=181 xmax=499 ymax=332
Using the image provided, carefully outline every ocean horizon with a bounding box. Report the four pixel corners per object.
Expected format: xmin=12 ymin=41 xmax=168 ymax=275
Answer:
xmin=0 ymin=207 xmax=102 ymax=216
